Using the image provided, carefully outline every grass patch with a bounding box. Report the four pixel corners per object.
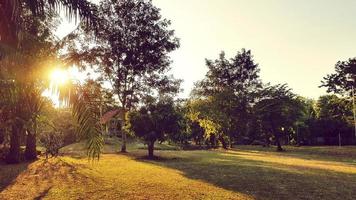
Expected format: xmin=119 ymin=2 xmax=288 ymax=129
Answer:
xmin=1 ymin=143 xmax=356 ymax=199
xmin=60 ymin=137 xmax=180 ymax=157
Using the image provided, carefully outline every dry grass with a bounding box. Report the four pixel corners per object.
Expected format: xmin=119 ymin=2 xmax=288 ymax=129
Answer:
xmin=1 ymin=144 xmax=356 ymax=200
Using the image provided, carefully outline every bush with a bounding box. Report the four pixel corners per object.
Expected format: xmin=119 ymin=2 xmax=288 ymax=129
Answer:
xmin=39 ymin=131 xmax=63 ymax=158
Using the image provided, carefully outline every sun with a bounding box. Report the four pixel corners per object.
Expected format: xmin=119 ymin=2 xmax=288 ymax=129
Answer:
xmin=45 ymin=67 xmax=86 ymax=108
xmin=50 ymin=69 xmax=69 ymax=85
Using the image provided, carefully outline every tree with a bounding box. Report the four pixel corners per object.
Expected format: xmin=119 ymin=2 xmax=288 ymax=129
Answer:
xmin=168 ymin=102 xmax=192 ymax=146
xmin=185 ymin=98 xmax=225 ymax=148
xmin=321 ymin=58 xmax=355 ymax=144
xmin=0 ymin=9 xmax=58 ymax=163
xmin=128 ymin=97 xmax=181 ymax=159
xmin=255 ymin=84 xmax=303 ymax=151
xmin=1 ymin=2 xmax=114 ymax=161
xmin=68 ymin=0 xmax=180 ymax=153
xmin=0 ymin=80 xmax=23 ymax=163
xmin=321 ymin=58 xmax=356 ymax=96
xmin=193 ymin=49 xmax=261 ymax=146
xmin=23 ymin=85 xmax=47 ymax=160
xmin=315 ymin=95 xmax=353 ymax=145
xmin=293 ymin=97 xmax=318 ymax=145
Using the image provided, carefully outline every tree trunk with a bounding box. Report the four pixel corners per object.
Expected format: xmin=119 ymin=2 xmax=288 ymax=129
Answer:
xmin=210 ymin=134 xmax=217 ymax=148
xmin=25 ymin=129 xmax=37 ymax=160
xmin=264 ymin=134 xmax=270 ymax=147
xmin=147 ymin=140 xmax=155 ymax=159
xmin=0 ymin=129 xmax=5 ymax=145
xmin=121 ymin=130 xmax=127 ymax=153
xmin=120 ymin=110 xmax=127 ymax=153
xmin=6 ymin=124 xmax=21 ymax=163
xmin=229 ymin=135 xmax=233 ymax=148
xmin=270 ymin=120 xmax=283 ymax=151
xmin=275 ymin=132 xmax=283 ymax=151
xmin=219 ymin=136 xmax=228 ymax=149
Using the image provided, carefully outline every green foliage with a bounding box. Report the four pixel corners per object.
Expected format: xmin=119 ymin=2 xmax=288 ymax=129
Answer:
xmin=0 ymin=9 xmax=60 ymax=163
xmin=64 ymin=0 xmax=181 ymax=153
xmin=128 ymin=97 xmax=181 ymax=157
xmin=191 ymin=49 xmax=261 ymax=147
xmin=321 ymin=58 xmax=356 ymax=96
xmin=314 ymin=95 xmax=353 ymax=144
xmin=254 ymin=84 xmax=303 ymax=150
xmin=0 ymin=0 xmax=98 ymax=47
xmin=64 ymin=81 xmax=113 ymax=159
xmin=67 ymin=0 xmax=180 ymax=110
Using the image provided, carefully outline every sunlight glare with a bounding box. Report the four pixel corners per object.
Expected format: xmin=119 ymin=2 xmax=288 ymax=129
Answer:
xmin=50 ymin=69 xmax=69 ymax=85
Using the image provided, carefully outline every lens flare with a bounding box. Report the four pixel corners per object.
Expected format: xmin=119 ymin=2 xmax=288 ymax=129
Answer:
xmin=50 ymin=69 xmax=69 ymax=85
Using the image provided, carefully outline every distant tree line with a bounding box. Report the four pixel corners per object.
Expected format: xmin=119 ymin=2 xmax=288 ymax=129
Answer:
xmin=164 ymin=51 xmax=355 ymax=152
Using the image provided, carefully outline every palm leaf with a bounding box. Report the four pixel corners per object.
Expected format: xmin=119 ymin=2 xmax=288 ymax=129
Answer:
xmin=0 ymin=0 xmax=98 ymax=46
xmin=60 ymin=83 xmax=104 ymax=159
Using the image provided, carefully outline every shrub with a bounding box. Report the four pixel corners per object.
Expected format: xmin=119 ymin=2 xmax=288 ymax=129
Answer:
xmin=39 ymin=131 xmax=63 ymax=158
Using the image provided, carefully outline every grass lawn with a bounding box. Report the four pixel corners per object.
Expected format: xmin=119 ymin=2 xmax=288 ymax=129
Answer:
xmin=1 ymin=141 xmax=356 ymax=200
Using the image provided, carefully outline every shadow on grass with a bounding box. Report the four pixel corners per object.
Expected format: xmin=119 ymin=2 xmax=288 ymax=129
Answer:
xmin=34 ymin=186 xmax=52 ymax=200
xmin=0 ymin=157 xmax=91 ymax=199
xmin=131 ymin=149 xmax=356 ymax=200
xmin=233 ymin=145 xmax=356 ymax=164
xmin=0 ymin=161 xmax=32 ymax=192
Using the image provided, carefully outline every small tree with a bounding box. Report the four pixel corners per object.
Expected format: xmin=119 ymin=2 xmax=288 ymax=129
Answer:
xmin=40 ymin=131 xmax=64 ymax=158
xmin=128 ymin=98 xmax=181 ymax=159
xmin=185 ymin=98 xmax=224 ymax=148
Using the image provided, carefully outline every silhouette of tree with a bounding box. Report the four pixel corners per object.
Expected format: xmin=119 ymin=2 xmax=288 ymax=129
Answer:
xmin=321 ymin=58 xmax=356 ymax=96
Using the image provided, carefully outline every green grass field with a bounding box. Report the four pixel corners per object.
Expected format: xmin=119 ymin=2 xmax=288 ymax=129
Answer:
xmin=1 ymin=140 xmax=356 ymax=200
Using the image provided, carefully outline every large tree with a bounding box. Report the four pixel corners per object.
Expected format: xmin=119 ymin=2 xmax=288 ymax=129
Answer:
xmin=321 ymin=58 xmax=356 ymax=142
xmin=0 ymin=10 xmax=59 ymax=163
xmin=193 ymin=49 xmax=261 ymax=146
xmin=255 ymin=84 xmax=303 ymax=151
xmin=68 ymin=0 xmax=180 ymax=152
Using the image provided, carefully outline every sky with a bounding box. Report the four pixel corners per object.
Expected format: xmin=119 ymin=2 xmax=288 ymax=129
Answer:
xmin=56 ymin=0 xmax=356 ymax=99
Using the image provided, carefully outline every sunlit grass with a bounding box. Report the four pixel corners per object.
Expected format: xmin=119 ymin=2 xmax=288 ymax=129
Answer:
xmin=222 ymin=150 xmax=356 ymax=174
xmin=0 ymin=155 xmax=249 ymax=200
xmin=1 ymin=144 xmax=356 ymax=199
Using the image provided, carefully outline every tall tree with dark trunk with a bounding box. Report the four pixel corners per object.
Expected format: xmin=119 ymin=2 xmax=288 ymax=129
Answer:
xmin=67 ymin=0 xmax=179 ymax=153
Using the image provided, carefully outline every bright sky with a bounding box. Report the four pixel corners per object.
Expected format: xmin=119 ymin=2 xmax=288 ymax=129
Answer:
xmin=56 ymin=0 xmax=356 ymax=99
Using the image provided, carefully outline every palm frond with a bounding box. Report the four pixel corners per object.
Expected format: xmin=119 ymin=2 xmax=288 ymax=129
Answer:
xmin=0 ymin=0 xmax=98 ymax=46
xmin=60 ymin=83 xmax=104 ymax=159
